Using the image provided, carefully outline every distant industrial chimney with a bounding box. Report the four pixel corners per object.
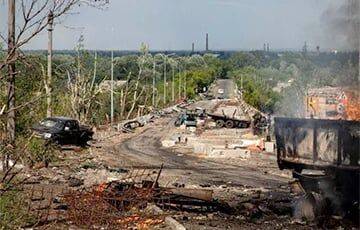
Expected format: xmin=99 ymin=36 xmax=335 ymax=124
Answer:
xmin=316 ymin=45 xmax=320 ymax=55
xmin=206 ymin=33 xmax=209 ymax=51
xmin=302 ymin=41 xmax=308 ymax=54
xmin=263 ymin=43 xmax=266 ymax=52
xmin=192 ymin=42 xmax=195 ymax=53
xmin=266 ymin=43 xmax=270 ymax=52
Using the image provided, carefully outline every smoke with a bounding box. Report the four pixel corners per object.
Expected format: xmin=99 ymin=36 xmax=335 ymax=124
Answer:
xmin=320 ymin=0 xmax=359 ymax=51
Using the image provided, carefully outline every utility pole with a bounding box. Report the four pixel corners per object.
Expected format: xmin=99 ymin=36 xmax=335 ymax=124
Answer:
xmin=184 ymin=72 xmax=187 ymax=99
xmin=163 ymin=57 xmax=167 ymax=105
xmin=46 ymin=11 xmax=54 ymax=117
xmin=152 ymin=61 xmax=156 ymax=107
xmin=172 ymin=64 xmax=175 ymax=102
xmin=178 ymin=65 xmax=181 ymax=99
xmin=7 ymin=0 xmax=16 ymax=145
xmin=111 ymin=50 xmax=114 ymax=124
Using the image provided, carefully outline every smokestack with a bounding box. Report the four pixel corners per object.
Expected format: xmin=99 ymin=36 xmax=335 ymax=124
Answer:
xmin=263 ymin=43 xmax=266 ymax=52
xmin=266 ymin=43 xmax=270 ymax=52
xmin=192 ymin=42 xmax=195 ymax=53
xmin=302 ymin=41 xmax=308 ymax=54
xmin=316 ymin=45 xmax=320 ymax=55
xmin=206 ymin=33 xmax=209 ymax=51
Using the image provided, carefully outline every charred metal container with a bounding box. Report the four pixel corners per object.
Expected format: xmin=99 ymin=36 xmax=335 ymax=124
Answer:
xmin=275 ymin=117 xmax=359 ymax=218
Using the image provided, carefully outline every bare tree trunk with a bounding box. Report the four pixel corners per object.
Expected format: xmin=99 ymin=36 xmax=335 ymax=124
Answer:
xmin=163 ymin=58 xmax=167 ymax=105
xmin=120 ymin=74 xmax=131 ymax=119
xmin=119 ymin=88 xmax=123 ymax=119
xmin=152 ymin=61 xmax=156 ymax=107
xmin=91 ymin=51 xmax=97 ymax=90
xmin=126 ymin=70 xmax=142 ymax=120
xmin=46 ymin=11 xmax=54 ymax=117
xmin=110 ymin=50 xmax=114 ymax=124
xmin=144 ymin=86 xmax=150 ymax=108
xmin=172 ymin=65 xmax=175 ymax=102
xmin=4 ymin=0 xmax=16 ymax=172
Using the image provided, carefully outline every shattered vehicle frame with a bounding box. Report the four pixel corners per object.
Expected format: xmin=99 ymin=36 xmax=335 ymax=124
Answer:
xmin=275 ymin=117 xmax=359 ymax=219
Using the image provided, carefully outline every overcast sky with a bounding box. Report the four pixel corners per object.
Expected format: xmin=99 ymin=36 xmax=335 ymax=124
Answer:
xmin=0 ymin=0 xmax=347 ymax=51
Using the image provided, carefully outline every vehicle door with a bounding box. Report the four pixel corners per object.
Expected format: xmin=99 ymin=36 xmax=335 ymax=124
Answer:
xmin=64 ymin=121 xmax=78 ymax=144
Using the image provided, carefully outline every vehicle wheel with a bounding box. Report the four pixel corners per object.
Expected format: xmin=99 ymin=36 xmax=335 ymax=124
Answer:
xmin=216 ymin=119 xmax=225 ymax=128
xmin=225 ymin=120 xmax=234 ymax=128
xmin=51 ymin=138 xmax=61 ymax=147
xmin=79 ymin=133 xmax=90 ymax=147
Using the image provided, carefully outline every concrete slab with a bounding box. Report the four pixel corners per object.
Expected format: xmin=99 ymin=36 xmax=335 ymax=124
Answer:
xmin=265 ymin=141 xmax=275 ymax=153
xmin=162 ymin=140 xmax=176 ymax=148
xmin=208 ymin=149 xmax=251 ymax=158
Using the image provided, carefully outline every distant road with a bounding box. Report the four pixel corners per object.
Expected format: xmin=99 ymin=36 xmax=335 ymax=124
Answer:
xmin=212 ymin=79 xmax=236 ymax=99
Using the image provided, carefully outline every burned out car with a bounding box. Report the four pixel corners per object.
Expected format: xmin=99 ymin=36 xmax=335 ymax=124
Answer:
xmin=32 ymin=117 xmax=93 ymax=146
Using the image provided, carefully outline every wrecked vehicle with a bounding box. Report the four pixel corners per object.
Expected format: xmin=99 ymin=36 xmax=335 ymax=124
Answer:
xmin=275 ymin=117 xmax=359 ymax=220
xmin=174 ymin=113 xmax=197 ymax=127
xmin=121 ymin=120 xmax=144 ymax=133
xmin=32 ymin=117 xmax=93 ymax=146
xmin=207 ymin=112 xmax=251 ymax=128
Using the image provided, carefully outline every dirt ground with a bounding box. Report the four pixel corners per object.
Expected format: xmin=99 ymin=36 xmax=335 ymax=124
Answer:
xmin=17 ymin=82 xmax=358 ymax=229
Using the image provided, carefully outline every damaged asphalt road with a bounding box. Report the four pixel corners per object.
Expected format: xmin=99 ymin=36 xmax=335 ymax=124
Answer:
xmin=103 ymin=117 xmax=313 ymax=229
xmin=114 ymin=117 xmax=287 ymax=189
xmin=20 ymin=80 xmax=358 ymax=229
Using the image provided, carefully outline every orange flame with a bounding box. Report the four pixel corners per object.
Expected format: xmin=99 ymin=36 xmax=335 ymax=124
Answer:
xmin=345 ymin=91 xmax=360 ymax=121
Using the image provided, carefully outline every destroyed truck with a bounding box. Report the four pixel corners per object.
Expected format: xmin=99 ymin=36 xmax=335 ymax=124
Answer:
xmin=32 ymin=117 xmax=93 ymax=147
xmin=275 ymin=117 xmax=359 ymax=220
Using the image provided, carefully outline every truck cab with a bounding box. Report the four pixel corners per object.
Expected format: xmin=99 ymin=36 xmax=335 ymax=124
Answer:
xmin=32 ymin=117 xmax=93 ymax=146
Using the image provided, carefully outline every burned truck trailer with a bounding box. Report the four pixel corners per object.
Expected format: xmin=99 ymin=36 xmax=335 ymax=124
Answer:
xmin=275 ymin=117 xmax=359 ymax=219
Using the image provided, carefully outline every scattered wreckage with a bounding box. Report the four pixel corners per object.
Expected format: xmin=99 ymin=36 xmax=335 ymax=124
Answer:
xmin=174 ymin=107 xmax=267 ymax=131
xmin=32 ymin=117 xmax=93 ymax=146
xmin=52 ymin=165 xmax=231 ymax=229
xmin=275 ymin=117 xmax=360 ymax=220
xmin=207 ymin=111 xmax=251 ymax=129
xmin=175 ymin=108 xmax=206 ymax=127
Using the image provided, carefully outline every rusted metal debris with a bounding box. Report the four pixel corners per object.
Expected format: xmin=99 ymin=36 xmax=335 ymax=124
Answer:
xmin=56 ymin=164 xmax=224 ymax=228
xmin=60 ymin=166 xmax=166 ymax=228
xmin=62 ymin=184 xmax=164 ymax=228
xmin=15 ymin=165 xmax=222 ymax=229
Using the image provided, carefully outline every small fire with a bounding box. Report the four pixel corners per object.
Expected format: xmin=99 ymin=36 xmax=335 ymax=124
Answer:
xmin=345 ymin=91 xmax=360 ymax=120
xmin=95 ymin=183 xmax=107 ymax=194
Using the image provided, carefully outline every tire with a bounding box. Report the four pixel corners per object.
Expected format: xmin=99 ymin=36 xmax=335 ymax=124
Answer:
xmin=216 ymin=119 xmax=225 ymax=128
xmin=225 ymin=120 xmax=234 ymax=128
xmin=79 ymin=132 xmax=90 ymax=147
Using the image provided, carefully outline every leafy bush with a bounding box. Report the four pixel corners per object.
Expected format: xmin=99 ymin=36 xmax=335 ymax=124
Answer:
xmin=22 ymin=138 xmax=58 ymax=166
xmin=0 ymin=190 xmax=36 ymax=229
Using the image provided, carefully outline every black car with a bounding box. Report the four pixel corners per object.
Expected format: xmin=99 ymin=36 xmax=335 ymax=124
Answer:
xmin=32 ymin=117 xmax=93 ymax=146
